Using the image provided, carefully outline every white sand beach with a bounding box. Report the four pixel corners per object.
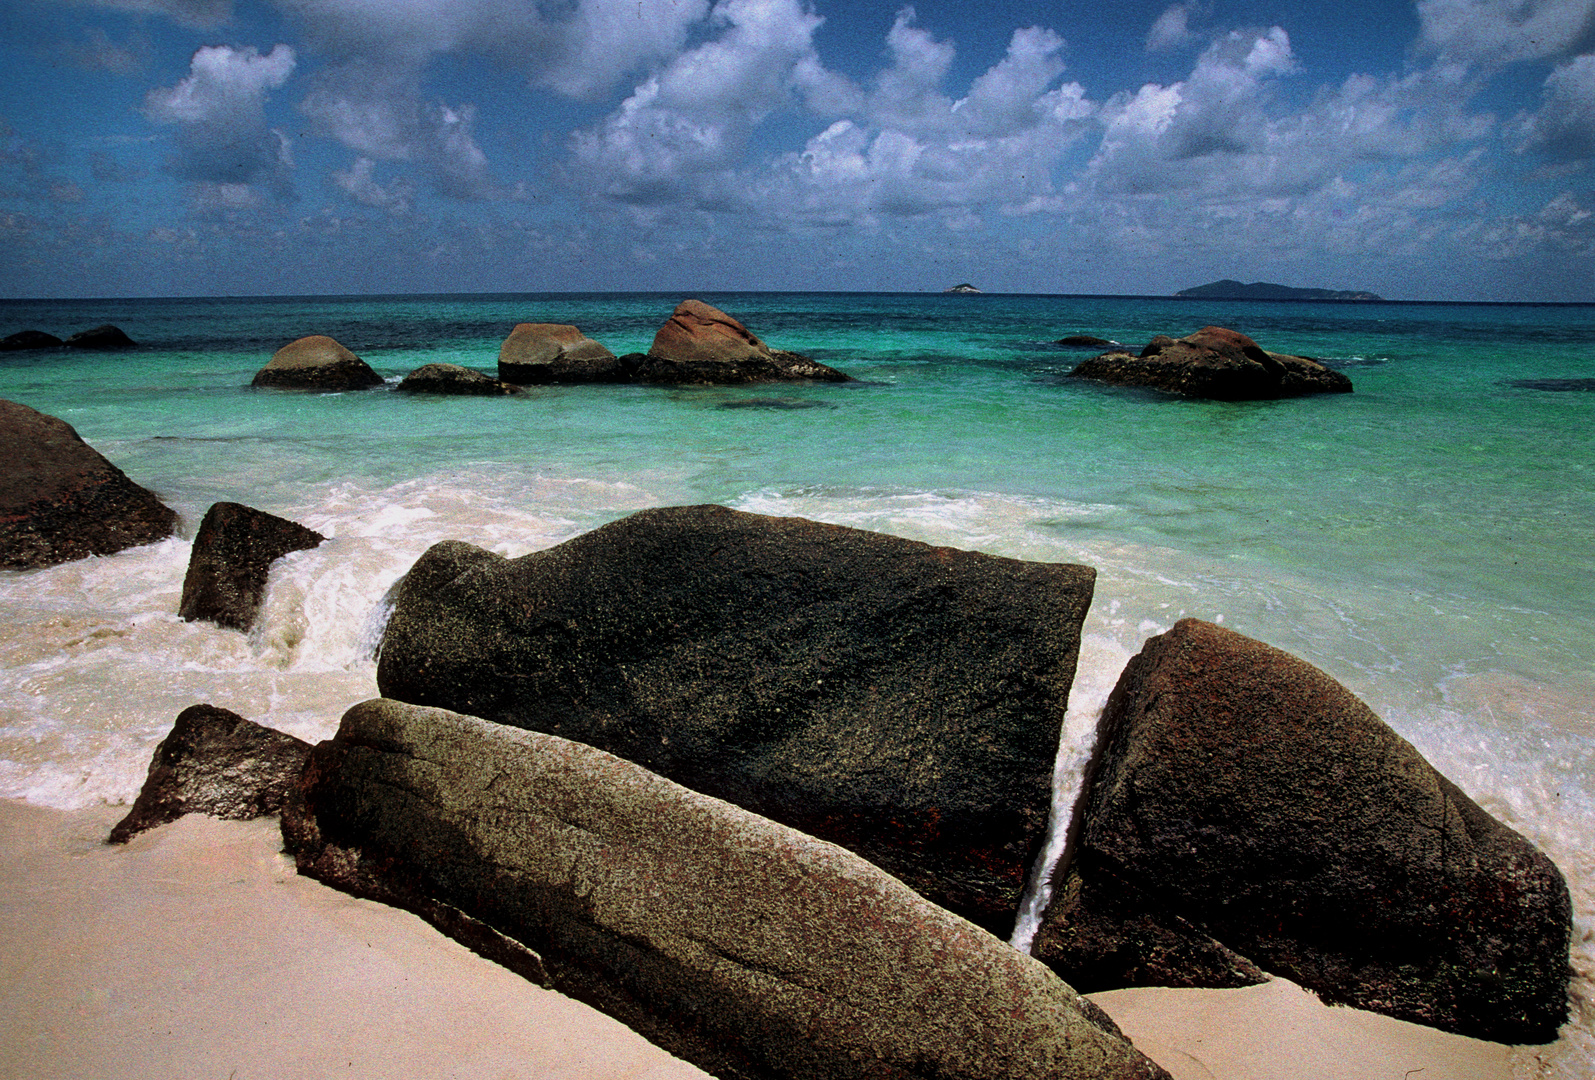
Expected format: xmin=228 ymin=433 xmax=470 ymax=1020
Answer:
xmin=0 ymin=798 xmax=1526 ymax=1080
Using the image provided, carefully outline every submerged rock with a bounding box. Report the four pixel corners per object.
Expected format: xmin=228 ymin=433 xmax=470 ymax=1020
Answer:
xmin=0 ymin=397 xmax=178 ymax=570
xmin=1033 ymin=618 xmax=1572 ymax=1044
xmin=1 ymin=330 xmax=63 ymax=351
xmin=284 ymin=698 xmax=1170 ymax=1080
xmin=638 ymin=300 xmax=853 ymax=384
xmin=1069 ymin=326 xmax=1352 ymax=400
xmin=1056 ymin=335 xmax=1120 ymax=349
xmin=64 ymin=324 xmax=137 ymax=350
xmin=396 ymin=363 xmax=520 ymax=396
xmin=178 ymin=501 xmax=325 ymax=631
xmin=251 ymin=335 xmax=384 ymax=391
xmin=109 ymin=703 xmax=311 ymax=843
xmin=497 ymin=323 xmax=624 ymax=384
xmin=376 ymin=504 xmax=1095 ymax=937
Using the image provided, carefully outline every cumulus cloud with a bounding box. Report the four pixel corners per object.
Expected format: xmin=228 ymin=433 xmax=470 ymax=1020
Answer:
xmin=144 ymin=44 xmax=297 ymax=199
xmin=569 ymin=0 xmax=827 ymax=207
xmin=1087 ymin=27 xmax=1298 ymax=193
xmin=1519 ymin=52 xmax=1595 ymax=161
xmin=570 ymin=2 xmax=1095 ymax=225
xmin=1416 ymin=0 xmax=1595 ymax=66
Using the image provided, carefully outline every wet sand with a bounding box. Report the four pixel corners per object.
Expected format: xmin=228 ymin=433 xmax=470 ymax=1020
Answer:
xmin=0 ymin=799 xmax=1518 ymax=1080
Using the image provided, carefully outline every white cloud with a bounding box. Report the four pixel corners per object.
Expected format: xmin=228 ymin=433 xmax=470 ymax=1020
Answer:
xmin=1416 ymin=0 xmax=1595 ymax=66
xmin=1520 ymin=52 xmax=1595 ymax=161
xmin=331 ymin=156 xmax=414 ymax=212
xmin=1147 ymin=5 xmax=1198 ymax=53
xmin=143 ymin=44 xmax=297 ymax=198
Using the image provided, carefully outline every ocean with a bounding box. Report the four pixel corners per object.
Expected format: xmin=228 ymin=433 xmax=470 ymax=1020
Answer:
xmin=2 ymin=291 xmax=1592 ymax=1068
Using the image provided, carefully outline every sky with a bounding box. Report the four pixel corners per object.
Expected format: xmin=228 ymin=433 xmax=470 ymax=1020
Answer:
xmin=1 ymin=0 xmax=1592 ymax=300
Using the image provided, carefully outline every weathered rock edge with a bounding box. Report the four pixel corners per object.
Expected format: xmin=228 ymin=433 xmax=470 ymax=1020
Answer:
xmin=1033 ymin=618 xmax=1572 ymax=1044
xmin=282 ymin=699 xmax=1171 ymax=1080
xmin=376 ymin=504 xmax=1095 ymax=938
xmin=0 ymin=397 xmax=178 ymax=570
xmin=178 ymin=501 xmax=326 ymax=631
xmin=1068 ymin=326 xmax=1352 ymax=400
xmin=109 ymin=703 xmax=311 ymax=843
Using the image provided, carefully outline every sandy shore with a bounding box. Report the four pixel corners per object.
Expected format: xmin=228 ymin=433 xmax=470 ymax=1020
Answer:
xmin=0 ymin=799 xmax=1519 ymax=1080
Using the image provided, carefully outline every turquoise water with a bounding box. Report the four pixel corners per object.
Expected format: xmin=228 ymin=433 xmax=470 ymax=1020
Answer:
xmin=2 ymin=292 xmax=1593 ymax=1065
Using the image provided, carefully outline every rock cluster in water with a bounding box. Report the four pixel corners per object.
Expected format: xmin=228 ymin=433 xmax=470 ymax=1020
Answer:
xmin=4 ymin=305 xmax=1572 ymax=1072
xmin=1 ymin=324 xmax=138 ymax=351
xmin=1069 ymin=326 xmax=1353 ymax=400
xmin=247 ymin=301 xmax=854 ymax=393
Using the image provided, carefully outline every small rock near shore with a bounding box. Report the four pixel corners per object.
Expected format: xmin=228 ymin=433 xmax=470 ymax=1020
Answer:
xmin=498 ymin=323 xmax=624 ymax=384
xmin=1069 ymin=326 xmax=1352 ymax=400
xmin=109 ymin=703 xmax=312 ymax=843
xmin=178 ymin=501 xmax=326 ymax=632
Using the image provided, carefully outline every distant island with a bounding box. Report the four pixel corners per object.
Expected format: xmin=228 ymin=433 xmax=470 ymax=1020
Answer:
xmin=943 ymin=283 xmax=982 ymax=294
xmin=1176 ymin=280 xmax=1383 ymax=301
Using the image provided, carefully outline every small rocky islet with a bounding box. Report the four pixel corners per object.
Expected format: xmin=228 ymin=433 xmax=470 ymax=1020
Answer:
xmin=0 ymin=299 xmax=1576 ymax=1077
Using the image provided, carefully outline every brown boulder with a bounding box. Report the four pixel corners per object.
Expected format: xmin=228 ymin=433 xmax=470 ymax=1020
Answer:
xmin=251 ymin=335 xmax=384 ymax=391
xmin=283 ymin=698 xmax=1170 ymax=1080
xmin=0 ymin=398 xmax=178 ymax=570
xmin=178 ymin=501 xmax=326 ymax=631
xmin=497 ymin=323 xmax=624 ymax=384
xmin=640 ymin=300 xmax=852 ymax=384
xmin=1032 ymin=618 xmax=1572 ymax=1044
xmin=376 ymin=504 xmax=1095 ymax=938
xmin=1069 ymin=326 xmax=1352 ymax=399
xmin=109 ymin=703 xmax=312 ymax=844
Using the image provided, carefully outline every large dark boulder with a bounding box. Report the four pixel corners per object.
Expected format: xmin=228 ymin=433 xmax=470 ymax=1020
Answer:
xmin=1069 ymin=326 xmax=1352 ymax=400
xmin=396 ymin=363 xmax=521 ymax=396
xmin=1032 ymin=618 xmax=1572 ymax=1044
xmin=251 ymin=335 xmax=384 ymax=391
xmin=109 ymin=703 xmax=311 ymax=844
xmin=638 ymin=300 xmax=853 ymax=384
xmin=63 ymin=324 xmax=137 ymax=349
xmin=178 ymin=501 xmax=325 ymax=631
xmin=0 ymin=398 xmax=178 ymax=570
xmin=376 ymin=504 xmax=1095 ymax=938
xmin=1 ymin=330 xmax=63 ymax=351
xmin=283 ymin=698 xmax=1170 ymax=1080
xmin=497 ymin=323 xmax=626 ymax=384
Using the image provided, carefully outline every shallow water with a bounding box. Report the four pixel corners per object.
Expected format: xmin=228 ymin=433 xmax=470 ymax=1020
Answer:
xmin=2 ymin=292 xmax=1592 ymax=1070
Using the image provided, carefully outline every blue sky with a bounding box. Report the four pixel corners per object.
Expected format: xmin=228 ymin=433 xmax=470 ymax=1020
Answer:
xmin=1 ymin=0 xmax=1592 ymax=300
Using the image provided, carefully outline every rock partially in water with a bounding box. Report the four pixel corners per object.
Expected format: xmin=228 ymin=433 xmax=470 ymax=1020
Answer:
xmin=251 ymin=335 xmax=384 ymax=391
xmin=1033 ymin=618 xmax=1572 ymax=1045
xmin=0 ymin=397 xmax=178 ymax=570
xmin=376 ymin=504 xmax=1095 ymax=938
xmin=396 ymin=363 xmax=521 ymax=396
xmin=1 ymin=330 xmax=64 ymax=351
xmin=1057 ymin=335 xmax=1121 ymax=349
xmin=284 ymin=698 xmax=1170 ymax=1080
xmin=109 ymin=703 xmax=311 ymax=843
xmin=178 ymin=501 xmax=326 ymax=632
xmin=63 ymin=324 xmax=137 ymax=350
xmin=1069 ymin=326 xmax=1352 ymax=400
xmin=497 ymin=323 xmax=625 ymax=384
xmin=639 ymin=300 xmax=853 ymax=384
